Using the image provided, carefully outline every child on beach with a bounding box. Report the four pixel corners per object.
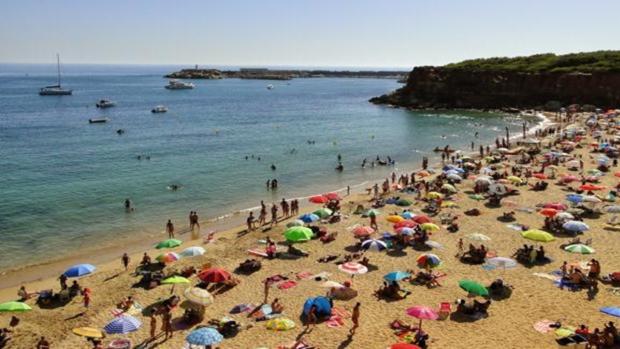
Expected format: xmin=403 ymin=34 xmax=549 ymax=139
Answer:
xmin=166 ymin=219 xmax=175 ymax=239
xmin=121 ymin=253 xmax=130 ymax=271
xmin=350 ymin=302 xmax=361 ymax=335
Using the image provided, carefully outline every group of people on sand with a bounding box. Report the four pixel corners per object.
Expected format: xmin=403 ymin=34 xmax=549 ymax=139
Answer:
xmin=555 ymin=320 xmax=618 ymax=347
xmin=246 ymin=198 xmax=300 ymax=231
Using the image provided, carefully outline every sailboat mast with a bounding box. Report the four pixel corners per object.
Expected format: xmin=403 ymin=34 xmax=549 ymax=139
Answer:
xmin=56 ymin=54 xmax=61 ymax=87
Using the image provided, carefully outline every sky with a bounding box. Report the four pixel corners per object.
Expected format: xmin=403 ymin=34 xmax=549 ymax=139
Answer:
xmin=1 ymin=0 xmax=619 ymax=68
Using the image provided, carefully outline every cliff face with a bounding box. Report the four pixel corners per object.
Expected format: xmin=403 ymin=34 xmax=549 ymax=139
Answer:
xmin=371 ymin=67 xmax=620 ymax=109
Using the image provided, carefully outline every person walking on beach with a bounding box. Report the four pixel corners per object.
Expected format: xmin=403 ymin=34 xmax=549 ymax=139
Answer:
xmin=347 ymin=185 xmax=351 ymax=196
xmin=162 ymin=311 xmax=173 ymax=340
xmin=166 ymin=220 xmax=175 ymax=239
xmin=121 ymin=253 xmax=130 ymax=271
xmin=247 ymin=212 xmax=255 ymax=232
xmin=350 ymin=302 xmax=361 ymax=335
xmin=369 ymin=212 xmax=378 ymax=230
xmin=270 ymin=204 xmax=278 ymax=227
xmin=82 ymin=288 xmax=91 ymax=308
xmin=281 ymin=198 xmax=289 ymax=217
xmin=149 ymin=314 xmax=157 ymax=341
xmin=189 ymin=211 xmax=195 ymax=231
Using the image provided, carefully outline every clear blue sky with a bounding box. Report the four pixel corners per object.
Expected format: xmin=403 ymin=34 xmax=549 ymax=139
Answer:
xmin=1 ymin=0 xmax=619 ymax=68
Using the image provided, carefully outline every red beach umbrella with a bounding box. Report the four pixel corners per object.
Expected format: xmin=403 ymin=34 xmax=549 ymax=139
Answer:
xmin=352 ymin=226 xmax=375 ymax=238
xmin=413 ymin=215 xmax=432 ymax=224
xmin=532 ymin=173 xmax=548 ymax=180
xmin=543 ymin=203 xmax=566 ymax=211
xmin=391 ymin=344 xmax=421 ymax=349
xmin=309 ymin=195 xmax=329 ymax=204
xmin=579 ymin=184 xmax=604 ymax=191
xmin=198 ymin=268 xmax=231 ymax=283
xmin=393 ymin=220 xmax=418 ymax=230
xmin=539 ymin=208 xmax=558 ymax=217
xmin=323 ymin=192 xmax=342 ymax=201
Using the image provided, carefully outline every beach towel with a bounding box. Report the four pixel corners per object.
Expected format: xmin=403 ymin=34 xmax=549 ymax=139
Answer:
xmin=311 ymin=272 xmax=331 ymax=281
xmin=265 ymin=274 xmax=288 ymax=286
xmin=506 ymin=223 xmax=525 ymax=231
xmin=296 ymin=271 xmax=313 ymax=280
xmin=230 ymin=303 xmax=255 ymax=314
xmin=248 ymin=249 xmax=269 ymax=258
xmin=533 ymin=320 xmax=555 ymax=334
xmin=331 ymin=306 xmax=351 ymax=318
xmin=277 ymin=280 xmax=298 ymax=290
xmin=325 ymin=315 xmax=345 ymax=328
xmin=606 ymin=287 xmax=620 ymax=296
xmin=110 ymin=302 xmax=143 ymax=317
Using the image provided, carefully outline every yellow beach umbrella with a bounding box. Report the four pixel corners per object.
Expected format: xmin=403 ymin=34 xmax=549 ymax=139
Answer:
xmin=507 ymin=176 xmax=523 ymax=184
xmin=73 ymin=327 xmax=103 ymax=338
xmin=184 ymin=287 xmax=214 ymax=306
xmin=386 ymin=215 xmax=405 ymax=223
xmin=427 ymin=192 xmax=443 ymax=200
xmin=420 ymin=223 xmax=440 ymax=232
xmin=521 ymin=229 xmax=555 ymax=242
xmin=441 ymin=201 xmax=458 ymax=208
xmin=441 ymin=184 xmax=457 ymax=193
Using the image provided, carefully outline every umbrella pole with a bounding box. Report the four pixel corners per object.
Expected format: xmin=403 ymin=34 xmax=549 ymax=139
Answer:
xmin=171 ymin=284 xmax=175 ymax=295
xmin=419 ymin=319 xmax=422 ymax=331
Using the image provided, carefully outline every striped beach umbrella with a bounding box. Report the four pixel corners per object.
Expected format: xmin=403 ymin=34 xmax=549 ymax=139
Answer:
xmin=396 ymin=227 xmax=415 ymax=236
xmin=338 ymin=262 xmax=368 ymax=275
xmin=180 ymin=246 xmax=205 ymax=257
xmin=186 ymin=327 xmax=223 ymax=346
xmin=361 ymin=239 xmax=387 ymax=252
xmin=564 ymin=244 xmax=595 ymax=254
xmin=156 ymin=252 xmax=181 ymax=264
xmin=184 ymin=287 xmax=214 ymax=306
xmin=104 ymin=315 xmax=142 ymax=334
xmin=416 ymin=254 xmax=442 ymax=269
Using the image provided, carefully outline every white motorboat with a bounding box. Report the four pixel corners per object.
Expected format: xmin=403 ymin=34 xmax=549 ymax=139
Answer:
xmin=267 ymin=84 xmax=274 ymax=90
xmin=151 ymin=105 xmax=168 ymax=113
xmin=165 ymin=79 xmax=194 ymax=90
xmin=88 ymin=117 xmax=108 ymax=124
xmin=39 ymin=54 xmax=72 ymax=96
xmin=96 ymin=99 xmax=116 ymax=108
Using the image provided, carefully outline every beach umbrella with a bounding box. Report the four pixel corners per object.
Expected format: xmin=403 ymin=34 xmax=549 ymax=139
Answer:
xmin=600 ymin=307 xmax=620 ymax=318
xmin=198 ymin=268 xmax=231 ymax=283
xmin=426 ymin=192 xmax=443 ymax=200
xmin=580 ymin=184 xmax=604 ymax=191
xmin=353 ymin=226 xmax=375 ymax=238
xmin=605 ymin=205 xmax=620 ymax=213
xmin=184 ymin=287 xmax=214 ymax=306
xmin=286 ymin=219 xmax=306 ymax=228
xmin=266 ymin=318 xmax=296 ymax=331
xmin=386 ymin=215 xmax=405 ymax=223
xmin=309 ymin=195 xmax=328 ymax=204
xmin=412 ymin=215 xmax=431 ymax=224
xmin=467 ymin=233 xmax=491 ymax=241
xmin=469 ymin=194 xmax=485 ymax=201
xmin=507 ymin=176 xmax=523 ymax=184
xmin=406 ymin=305 xmax=438 ymax=330
xmin=396 ymin=199 xmax=413 ymax=206
xmin=485 ymin=257 xmax=517 ymax=270
xmin=555 ymin=212 xmax=575 ymax=221
xmin=420 ymin=223 xmax=439 ymax=232
xmin=417 ymin=170 xmax=430 ymax=178
xmin=0 ymin=301 xmax=31 ymax=312
xmin=313 ymin=208 xmax=333 ymax=218
xmin=186 ymin=327 xmax=223 ymax=346
xmin=566 ymin=194 xmax=584 ymax=204
xmin=564 ymin=244 xmax=595 ymax=254
xmin=299 ymin=213 xmax=320 ymax=223
xmin=394 ymin=220 xmax=418 ymax=229
xmin=539 ymin=208 xmax=558 ymax=218
xmin=284 ymin=226 xmax=314 ymax=242
xmin=562 ymin=221 xmax=589 ymax=233
xmin=582 ymin=195 xmax=602 ymax=203
xmin=72 ymin=327 xmax=103 ymax=338
xmin=544 ymin=203 xmax=567 ymax=211
xmin=303 ymin=296 xmax=332 ymax=317
xmin=488 ymin=184 xmax=508 ymax=196
xmin=156 ymin=252 xmax=181 ymax=264
xmin=441 ymin=184 xmax=457 ymax=193
xmin=425 ymin=240 xmax=444 ymax=249
xmin=396 ymin=227 xmax=415 ymax=236
xmin=417 ymin=254 xmax=442 ymax=269
xmin=361 ymin=239 xmax=387 ymax=252
xmin=155 ymin=239 xmax=182 ymax=249
xmin=323 ymin=192 xmax=342 ymax=201
xmin=555 ymin=327 xmax=576 ymax=339
xmin=320 ymin=280 xmax=344 ymax=288
xmin=338 ymin=262 xmax=368 ymax=275
xmin=162 ymin=276 xmax=190 ymax=285
xmin=401 ymin=211 xmax=414 ymax=219
xmin=104 ymin=315 xmax=142 ymax=334
xmin=391 ymin=344 xmax=421 ymax=349
xmin=521 ymin=229 xmax=554 ymax=242
xmin=532 ymin=173 xmax=548 ymax=180
xmin=180 ymin=246 xmax=206 ymax=257
xmin=384 ymin=271 xmax=411 ymax=282
xmin=458 ymin=279 xmax=489 ymax=297
xmin=447 ymin=173 xmax=462 ymax=182
xmin=64 ymin=263 xmax=96 ymax=278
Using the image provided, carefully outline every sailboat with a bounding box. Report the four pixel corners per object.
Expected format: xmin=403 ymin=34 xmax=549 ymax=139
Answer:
xmin=39 ymin=54 xmax=72 ymax=96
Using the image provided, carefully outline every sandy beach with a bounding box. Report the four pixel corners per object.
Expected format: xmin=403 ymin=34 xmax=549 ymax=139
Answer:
xmin=3 ymin=111 xmax=620 ymax=349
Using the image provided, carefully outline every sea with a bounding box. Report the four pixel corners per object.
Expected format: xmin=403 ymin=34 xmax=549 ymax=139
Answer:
xmin=0 ymin=64 xmax=538 ymax=271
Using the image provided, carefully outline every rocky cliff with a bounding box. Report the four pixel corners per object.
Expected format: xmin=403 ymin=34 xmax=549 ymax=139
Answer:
xmin=371 ymin=66 xmax=620 ymax=110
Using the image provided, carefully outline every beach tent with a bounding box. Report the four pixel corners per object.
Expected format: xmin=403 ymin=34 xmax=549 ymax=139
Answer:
xmin=302 ymin=296 xmax=332 ymax=318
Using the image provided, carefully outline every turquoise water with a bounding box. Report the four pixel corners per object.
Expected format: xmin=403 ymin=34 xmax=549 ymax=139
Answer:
xmin=0 ymin=64 xmax=533 ymax=271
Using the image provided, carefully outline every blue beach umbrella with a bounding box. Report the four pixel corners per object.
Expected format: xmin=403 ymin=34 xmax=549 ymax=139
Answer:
xmin=299 ymin=213 xmax=320 ymax=223
xmin=600 ymin=307 xmax=620 ymax=317
xmin=104 ymin=315 xmax=142 ymax=334
xmin=384 ymin=271 xmax=411 ymax=282
xmin=566 ymin=194 xmax=583 ymax=204
xmin=303 ymin=296 xmax=332 ymax=318
xmin=562 ymin=221 xmax=589 ymax=233
xmin=401 ymin=212 xmax=415 ymax=220
xmin=186 ymin=327 xmax=224 ymax=346
xmin=64 ymin=264 xmax=95 ymax=278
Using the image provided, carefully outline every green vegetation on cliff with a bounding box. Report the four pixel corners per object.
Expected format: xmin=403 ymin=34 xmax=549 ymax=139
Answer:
xmin=444 ymin=51 xmax=620 ymax=73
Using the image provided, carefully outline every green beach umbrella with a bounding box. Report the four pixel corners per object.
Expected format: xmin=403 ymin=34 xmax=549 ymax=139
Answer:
xmin=161 ymin=276 xmax=191 ymax=285
xmin=284 ymin=226 xmax=313 ymax=243
xmin=313 ymin=208 xmax=333 ymax=218
xmin=458 ymin=279 xmax=489 ymax=297
xmin=396 ymin=199 xmax=413 ymax=207
xmin=363 ymin=209 xmax=381 ymax=217
xmin=564 ymin=244 xmax=595 ymax=254
xmin=468 ymin=194 xmax=485 ymax=201
xmin=521 ymin=229 xmax=555 ymax=243
xmin=0 ymin=301 xmax=32 ymax=312
xmin=155 ymin=239 xmax=182 ymax=249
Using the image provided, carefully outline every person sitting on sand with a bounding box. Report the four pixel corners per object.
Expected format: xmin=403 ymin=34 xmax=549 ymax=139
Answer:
xmin=271 ymin=298 xmax=284 ymax=313
xmin=17 ymin=286 xmax=37 ymax=301
xmin=141 ymin=252 xmax=152 ymax=266
xmin=69 ymin=280 xmax=81 ymax=297
xmin=118 ymin=296 xmax=134 ymax=312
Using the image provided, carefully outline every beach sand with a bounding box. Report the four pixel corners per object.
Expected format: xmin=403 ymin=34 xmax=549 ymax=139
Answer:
xmin=2 ymin=112 xmax=619 ymax=349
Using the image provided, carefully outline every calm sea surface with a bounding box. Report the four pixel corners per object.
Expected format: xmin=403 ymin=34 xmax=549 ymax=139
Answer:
xmin=0 ymin=64 xmax=534 ymax=271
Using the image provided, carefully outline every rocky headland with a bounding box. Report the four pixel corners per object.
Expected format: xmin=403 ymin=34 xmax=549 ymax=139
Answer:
xmin=165 ymin=68 xmax=408 ymax=81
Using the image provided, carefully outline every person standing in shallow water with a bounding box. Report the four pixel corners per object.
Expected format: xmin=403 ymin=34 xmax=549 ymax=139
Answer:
xmin=270 ymin=204 xmax=278 ymax=227
xmin=166 ymin=219 xmax=175 ymax=239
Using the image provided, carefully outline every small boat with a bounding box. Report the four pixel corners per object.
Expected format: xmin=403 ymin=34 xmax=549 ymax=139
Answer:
xmin=267 ymin=84 xmax=274 ymax=90
xmin=165 ymin=79 xmax=194 ymax=90
xmin=96 ymin=99 xmax=116 ymax=108
xmin=151 ymin=105 xmax=168 ymax=113
xmin=88 ymin=117 xmax=108 ymax=124
xmin=39 ymin=54 xmax=72 ymax=96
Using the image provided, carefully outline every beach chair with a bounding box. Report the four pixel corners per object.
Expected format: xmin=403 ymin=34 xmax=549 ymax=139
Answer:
xmin=437 ymin=302 xmax=451 ymax=320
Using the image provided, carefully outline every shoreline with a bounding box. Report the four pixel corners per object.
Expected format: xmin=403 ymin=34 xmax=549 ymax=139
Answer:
xmin=0 ymin=110 xmax=549 ymax=290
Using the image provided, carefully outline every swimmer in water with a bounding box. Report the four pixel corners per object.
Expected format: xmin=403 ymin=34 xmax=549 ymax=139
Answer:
xmin=271 ymin=164 xmax=276 ymax=171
